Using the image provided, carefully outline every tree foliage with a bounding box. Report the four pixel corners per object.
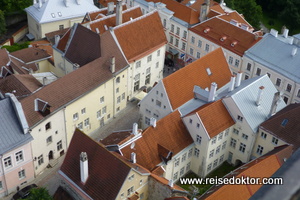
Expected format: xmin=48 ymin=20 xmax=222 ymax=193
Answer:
xmin=23 ymin=187 xmax=53 ymax=200
xmin=1 ymin=41 xmax=30 ymax=52
xmin=0 ymin=10 xmax=6 ymax=35
xmin=0 ymin=0 xmax=32 ymax=15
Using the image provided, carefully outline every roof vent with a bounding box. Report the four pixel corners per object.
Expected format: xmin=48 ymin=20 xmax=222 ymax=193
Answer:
xmin=95 ymin=28 xmax=100 ymax=34
xmin=204 ymin=28 xmax=210 ymax=33
xmin=220 ymin=36 xmax=227 ymax=41
xmin=292 ymin=47 xmax=297 ymax=57
xmin=131 ymin=152 xmax=136 ymax=163
xmin=206 ymin=67 xmax=212 ymax=75
xmin=231 ymin=41 xmax=237 ymax=47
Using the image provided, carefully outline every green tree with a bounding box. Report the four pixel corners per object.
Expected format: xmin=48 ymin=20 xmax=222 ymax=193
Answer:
xmin=0 ymin=10 xmax=6 ymax=35
xmin=23 ymin=187 xmax=53 ymax=200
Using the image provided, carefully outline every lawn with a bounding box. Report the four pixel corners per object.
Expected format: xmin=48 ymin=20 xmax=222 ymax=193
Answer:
xmin=177 ymin=162 xmax=238 ymax=197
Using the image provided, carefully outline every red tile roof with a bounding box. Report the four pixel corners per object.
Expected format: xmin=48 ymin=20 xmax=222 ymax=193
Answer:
xmin=189 ymin=17 xmax=262 ymax=56
xmin=60 ymin=129 xmax=132 ymax=200
xmin=200 ymin=145 xmax=293 ymax=200
xmin=0 ymin=49 xmax=10 ymax=67
xmin=10 ymin=47 xmax=51 ymax=64
xmin=85 ymin=4 xmax=127 ymax=22
xmin=217 ymin=11 xmax=253 ymax=29
xmin=113 ymin=11 xmax=167 ymax=62
xmin=260 ymin=103 xmax=300 ymax=150
xmin=120 ymin=110 xmax=193 ymax=171
xmin=89 ymin=6 xmax=143 ymax=34
xmin=189 ymin=99 xmax=235 ymax=138
xmin=163 ymin=48 xmax=232 ymax=109
xmin=20 ymin=30 xmax=128 ymax=127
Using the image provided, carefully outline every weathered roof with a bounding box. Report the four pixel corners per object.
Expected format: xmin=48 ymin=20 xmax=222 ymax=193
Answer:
xmin=244 ymin=33 xmax=300 ymax=83
xmin=0 ymin=74 xmax=42 ymax=99
xmin=0 ymin=97 xmax=33 ymax=154
xmin=10 ymin=47 xmax=51 ymax=64
xmin=0 ymin=49 xmax=10 ymax=67
xmin=260 ymin=103 xmax=300 ymax=150
xmin=20 ymin=30 xmax=128 ymax=127
xmin=224 ymin=75 xmax=286 ymax=133
xmin=60 ymin=129 xmax=131 ymax=200
xmin=113 ymin=11 xmax=167 ymax=62
xmin=89 ymin=6 xmax=143 ymax=34
xmin=217 ymin=10 xmax=253 ymax=29
xmin=163 ymin=48 xmax=232 ymax=110
xmin=190 ymin=17 xmax=261 ymax=56
xmin=121 ymin=111 xmax=193 ymax=171
xmin=200 ymin=145 xmax=293 ymax=200
xmin=25 ymin=0 xmax=99 ymax=24
xmin=84 ymin=4 xmax=127 ymax=22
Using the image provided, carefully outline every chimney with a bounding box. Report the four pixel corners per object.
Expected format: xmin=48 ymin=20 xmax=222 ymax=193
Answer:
xmin=292 ymin=47 xmax=297 ymax=57
xmin=42 ymin=77 xmax=47 ymax=86
xmin=110 ymin=56 xmax=115 ymax=73
xmin=95 ymin=28 xmax=100 ymax=34
xmin=116 ymin=0 xmax=123 ymax=26
xmin=38 ymin=0 xmax=42 ymax=8
xmin=132 ymin=123 xmax=138 ymax=135
xmin=168 ymin=179 xmax=174 ymax=187
xmin=150 ymin=117 xmax=157 ymax=128
xmin=80 ymin=152 xmax=89 ymax=183
xmin=283 ymin=28 xmax=289 ymax=38
xmin=54 ymin=35 xmax=60 ymax=47
xmin=208 ymin=82 xmax=217 ymax=102
xmin=107 ymin=2 xmax=114 ymax=15
xmin=256 ymin=86 xmax=264 ymax=106
xmin=228 ymin=75 xmax=236 ymax=92
xmin=269 ymin=92 xmax=281 ymax=117
xmin=270 ymin=29 xmax=278 ymax=37
xmin=76 ymin=0 xmax=81 ymax=5
xmin=131 ymin=152 xmax=136 ymax=163
xmin=199 ymin=3 xmax=208 ymax=22
xmin=64 ymin=0 xmax=69 ymax=7
xmin=33 ymin=0 xmax=37 ymax=4
xmin=235 ymin=71 xmax=242 ymax=88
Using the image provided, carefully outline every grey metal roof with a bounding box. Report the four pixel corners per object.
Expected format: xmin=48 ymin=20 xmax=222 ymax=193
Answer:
xmin=179 ymin=98 xmax=207 ymax=117
xmin=244 ymin=33 xmax=300 ymax=83
xmin=293 ymin=33 xmax=300 ymax=40
xmin=0 ymin=98 xmax=33 ymax=155
xmin=223 ymin=75 xmax=286 ymax=133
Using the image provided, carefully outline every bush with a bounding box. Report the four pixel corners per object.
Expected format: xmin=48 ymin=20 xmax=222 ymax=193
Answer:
xmin=1 ymin=41 xmax=30 ymax=52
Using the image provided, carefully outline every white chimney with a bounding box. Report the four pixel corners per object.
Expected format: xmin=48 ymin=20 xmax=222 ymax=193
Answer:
xmin=34 ymin=99 xmax=39 ymax=111
xmin=132 ymin=123 xmax=138 ymax=135
xmin=54 ymin=35 xmax=60 ymax=47
xmin=283 ymin=28 xmax=289 ymax=38
xmin=116 ymin=0 xmax=123 ymax=26
xmin=110 ymin=56 xmax=115 ymax=73
xmin=235 ymin=71 xmax=242 ymax=88
xmin=80 ymin=152 xmax=89 ymax=183
xmin=228 ymin=75 xmax=236 ymax=92
xmin=168 ymin=179 xmax=174 ymax=187
xmin=64 ymin=0 xmax=69 ymax=7
xmin=76 ymin=0 xmax=81 ymax=5
xmin=208 ymin=82 xmax=217 ymax=102
xmin=269 ymin=92 xmax=281 ymax=117
xmin=292 ymin=47 xmax=297 ymax=57
xmin=150 ymin=117 xmax=157 ymax=128
xmin=42 ymin=77 xmax=47 ymax=86
xmin=33 ymin=0 xmax=37 ymax=4
xmin=107 ymin=2 xmax=114 ymax=14
xmin=256 ymin=86 xmax=264 ymax=106
xmin=95 ymin=28 xmax=100 ymax=34
xmin=131 ymin=152 xmax=136 ymax=163
xmin=270 ymin=29 xmax=278 ymax=37
xmin=38 ymin=0 xmax=42 ymax=8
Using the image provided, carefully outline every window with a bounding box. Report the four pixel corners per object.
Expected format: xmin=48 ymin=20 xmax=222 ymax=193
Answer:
xmin=196 ymin=52 xmax=200 ymax=58
xmin=176 ymin=27 xmax=180 ymax=35
xmin=186 ymin=162 xmax=191 ymax=171
xmin=281 ymin=119 xmax=289 ymax=127
xmin=188 ymin=149 xmax=192 ymax=158
xmin=147 ymin=55 xmax=152 ymax=62
xmin=59 ymin=25 xmax=64 ymax=30
xmin=189 ymin=119 xmax=193 ymax=124
xmin=175 ymin=158 xmax=180 ymax=167
xmin=242 ymin=133 xmax=248 ymax=140
xmin=222 ymin=141 xmax=227 ymax=150
xmin=218 ymin=132 xmax=223 ymax=140
xmin=171 ymin=24 xmax=174 ymax=32
xmin=73 ymin=113 xmax=78 ymax=121
xmin=18 ymin=169 xmax=26 ymax=179
xmin=116 ymin=77 xmax=120 ymax=84
xmin=213 ymin=159 xmax=218 ymax=168
xmin=235 ymin=59 xmax=240 ymax=67
xmin=272 ymin=137 xmax=278 ymax=145
xmin=267 ymin=73 xmax=271 ymax=78
xmin=51 ymin=13 xmax=56 ymax=18
xmin=156 ymin=62 xmax=159 ymax=68
xmin=261 ymin=132 xmax=267 ymax=139
xmin=197 ymin=40 xmax=202 ymax=47
xmin=81 ymin=108 xmax=86 ymax=114
xmin=116 ymin=88 xmax=119 ymax=93
xmin=170 ymin=36 xmax=173 ymax=44
xmin=228 ymin=56 xmax=233 ymax=65
xmin=196 ymin=135 xmax=202 ymax=144
xmin=163 ymin=19 xmax=166 ymax=27
xmin=237 ymin=115 xmax=243 ymax=122
xmin=100 ymin=96 xmax=104 ymax=103
xmin=117 ymin=96 xmax=121 ymax=104
xmin=15 ymin=151 xmax=24 ymax=163
xmin=194 ymin=148 xmax=200 ymax=157
xmin=4 ymin=157 xmax=12 ymax=168
xmin=173 ymin=172 xmax=178 ymax=180
xmin=205 ymin=44 xmax=209 ymax=52
xmin=225 ymin=129 xmax=229 ymax=136
xmin=209 ymin=149 xmax=214 ymax=158
xmin=197 ymin=123 xmax=200 ymax=128
xmin=127 ymin=186 xmax=134 ymax=196
xmin=216 ymin=145 xmax=221 ymax=154
xmin=256 ymin=68 xmax=261 ymax=76
xmin=191 ymin=36 xmax=195 ymax=44
xmin=286 ymin=84 xmax=292 ymax=92
xmin=156 ymin=100 xmax=161 ymax=107
xmin=0 ymin=181 xmax=2 ymax=190
xmin=190 ymin=48 xmax=194 ymax=56
xmin=136 ymin=61 xmax=141 ymax=68
xmin=239 ymin=143 xmax=246 ymax=153
xmin=145 ymin=117 xmax=150 ymax=125
xmin=157 ymin=50 xmax=160 ymax=57
xmin=230 ymin=138 xmax=236 ymax=148
xmin=38 ymin=154 xmax=44 ymax=166
xmin=276 ymin=78 xmax=281 ymax=87
xmin=45 ymin=122 xmax=51 ymax=130
xmin=219 ymin=154 xmax=224 ymax=163
xmin=245 ymin=75 xmax=249 ymax=80
xmin=57 ymin=140 xmax=63 ymax=151
xmin=180 ymin=167 xmax=184 ymax=176
xmin=182 ymin=42 xmax=186 ymax=51
xmin=246 ymin=63 xmax=252 ymax=71
xmin=207 ymin=163 xmax=212 ymax=172
xmin=283 ymin=96 xmax=289 ymax=104
xmin=58 ymin=12 xmax=62 ymax=17
xmin=182 ymin=153 xmax=186 ymax=162
xmin=183 ymin=30 xmax=187 ymax=39
xmin=134 ymin=80 xmax=140 ymax=92
xmin=297 ymin=89 xmax=300 ymax=97
xmin=211 ymin=137 xmax=216 ymax=145
xmin=84 ymin=118 xmax=89 ymax=127
xmin=122 ymin=93 xmax=125 ymax=100
xmin=46 ymin=136 xmax=52 ymax=144
xmin=175 ymin=38 xmax=179 ymax=47
xmin=257 ymin=145 xmax=264 ymax=155
xmin=78 ymin=122 xmax=83 ymax=130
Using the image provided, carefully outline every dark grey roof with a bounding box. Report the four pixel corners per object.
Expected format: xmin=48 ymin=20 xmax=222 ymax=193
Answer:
xmin=250 ymin=147 xmax=300 ymax=200
xmin=0 ymin=98 xmax=33 ymax=154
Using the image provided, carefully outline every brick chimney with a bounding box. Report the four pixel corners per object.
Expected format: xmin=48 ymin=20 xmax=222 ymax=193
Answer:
xmin=116 ymin=0 xmax=123 ymax=26
xmin=80 ymin=152 xmax=89 ymax=183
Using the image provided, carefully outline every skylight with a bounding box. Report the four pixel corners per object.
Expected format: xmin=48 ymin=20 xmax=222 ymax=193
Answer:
xmin=206 ymin=67 xmax=212 ymax=76
xmin=51 ymin=13 xmax=56 ymax=18
xmin=281 ymin=119 xmax=288 ymax=127
xmin=58 ymin=12 xmax=62 ymax=17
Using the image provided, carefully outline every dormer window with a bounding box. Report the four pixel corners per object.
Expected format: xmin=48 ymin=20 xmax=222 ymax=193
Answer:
xmin=34 ymin=98 xmax=51 ymax=116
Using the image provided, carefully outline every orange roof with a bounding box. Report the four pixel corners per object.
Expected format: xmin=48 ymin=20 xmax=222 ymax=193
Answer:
xmin=191 ymin=99 xmax=235 ymax=138
xmin=87 ymin=4 xmax=127 ymax=21
xmin=121 ymin=111 xmax=193 ymax=171
xmin=113 ymin=11 xmax=167 ymax=62
xmin=163 ymin=48 xmax=232 ymax=110
xmin=200 ymin=145 xmax=293 ymax=200
xmin=90 ymin=6 xmax=143 ymax=34
xmin=189 ymin=17 xmax=261 ymax=56
xmin=217 ymin=11 xmax=253 ymax=29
